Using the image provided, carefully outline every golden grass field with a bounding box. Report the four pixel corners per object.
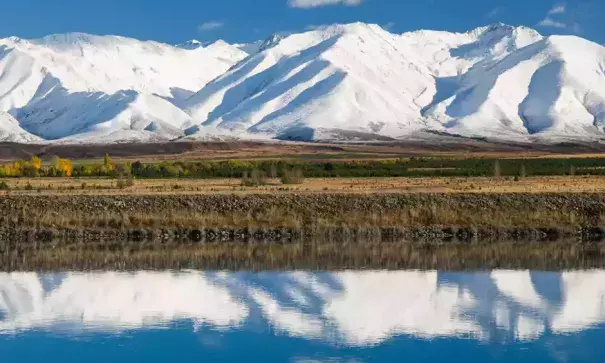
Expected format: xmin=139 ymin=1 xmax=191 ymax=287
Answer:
xmin=2 ymin=175 xmax=605 ymax=195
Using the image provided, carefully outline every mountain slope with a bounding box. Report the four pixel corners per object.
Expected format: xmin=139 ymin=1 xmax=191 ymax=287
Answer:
xmin=0 ymin=112 xmax=40 ymax=143
xmin=184 ymin=23 xmax=439 ymax=139
xmin=423 ymin=35 xmax=605 ymax=139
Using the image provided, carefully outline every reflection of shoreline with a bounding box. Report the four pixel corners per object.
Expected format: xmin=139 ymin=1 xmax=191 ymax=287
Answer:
xmin=11 ymin=241 xmax=605 ymax=271
xmin=1 ymin=271 xmax=604 ymax=345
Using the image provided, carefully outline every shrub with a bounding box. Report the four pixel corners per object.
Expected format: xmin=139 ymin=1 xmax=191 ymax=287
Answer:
xmin=116 ymin=165 xmax=135 ymax=189
xmin=242 ymin=169 xmax=267 ymax=187
xmin=25 ymin=182 xmax=33 ymax=191
xmin=22 ymin=164 xmax=39 ymax=177
xmin=117 ymin=174 xmax=135 ymax=189
xmin=0 ymin=181 xmax=9 ymax=190
xmin=281 ymin=168 xmax=305 ymax=185
xmin=269 ymin=164 xmax=278 ymax=179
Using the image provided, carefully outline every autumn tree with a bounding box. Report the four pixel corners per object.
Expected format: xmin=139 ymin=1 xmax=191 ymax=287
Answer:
xmin=103 ymin=153 xmax=113 ymax=173
xmin=53 ymin=156 xmax=73 ymax=177
xmin=30 ymin=156 xmax=42 ymax=171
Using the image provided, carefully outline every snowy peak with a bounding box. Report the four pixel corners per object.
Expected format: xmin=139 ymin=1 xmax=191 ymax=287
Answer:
xmin=461 ymin=23 xmax=543 ymax=60
xmin=184 ymin=22 xmax=439 ymax=138
xmin=258 ymin=34 xmax=284 ymax=52
xmin=467 ymin=23 xmax=520 ymax=37
xmin=177 ymin=39 xmax=204 ymax=49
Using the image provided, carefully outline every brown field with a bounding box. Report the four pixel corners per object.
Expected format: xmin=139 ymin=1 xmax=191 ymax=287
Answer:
xmin=3 ymin=175 xmax=605 ymax=195
xmin=3 ymin=138 xmax=605 ymax=163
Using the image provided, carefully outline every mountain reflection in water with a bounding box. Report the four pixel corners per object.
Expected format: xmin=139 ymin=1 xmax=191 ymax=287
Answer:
xmin=1 ymin=270 xmax=605 ymax=362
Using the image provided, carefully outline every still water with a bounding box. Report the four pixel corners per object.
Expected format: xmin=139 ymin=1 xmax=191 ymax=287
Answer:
xmin=0 ymin=270 xmax=604 ymax=362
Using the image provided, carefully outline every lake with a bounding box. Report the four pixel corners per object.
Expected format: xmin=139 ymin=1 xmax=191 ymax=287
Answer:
xmin=1 ymin=270 xmax=604 ymax=362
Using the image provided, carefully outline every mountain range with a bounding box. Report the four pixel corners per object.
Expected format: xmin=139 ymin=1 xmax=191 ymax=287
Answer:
xmin=0 ymin=23 xmax=603 ymax=144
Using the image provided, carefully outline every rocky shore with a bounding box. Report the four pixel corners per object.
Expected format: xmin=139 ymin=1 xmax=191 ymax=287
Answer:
xmin=1 ymin=193 xmax=604 ymax=219
xmin=0 ymin=193 xmax=604 ymax=242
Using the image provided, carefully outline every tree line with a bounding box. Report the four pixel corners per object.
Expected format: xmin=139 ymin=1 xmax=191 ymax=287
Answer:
xmin=2 ymin=154 xmax=605 ymax=179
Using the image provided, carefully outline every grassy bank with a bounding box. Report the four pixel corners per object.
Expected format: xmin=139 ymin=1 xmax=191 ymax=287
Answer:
xmin=1 ymin=193 xmax=605 ymax=230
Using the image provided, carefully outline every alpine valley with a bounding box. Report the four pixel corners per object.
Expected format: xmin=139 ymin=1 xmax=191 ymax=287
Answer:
xmin=0 ymin=22 xmax=603 ymax=144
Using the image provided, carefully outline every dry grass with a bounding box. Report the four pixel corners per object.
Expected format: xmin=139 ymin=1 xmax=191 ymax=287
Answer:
xmin=19 ymin=209 xmax=304 ymax=229
xmin=2 ymin=175 xmax=605 ymax=195
xmin=5 ymin=200 xmax=599 ymax=230
xmin=1 ymin=177 xmax=605 ymax=231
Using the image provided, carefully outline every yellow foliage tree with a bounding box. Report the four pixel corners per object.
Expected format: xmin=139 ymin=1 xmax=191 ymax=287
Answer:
xmin=103 ymin=153 xmax=113 ymax=172
xmin=1 ymin=160 xmax=25 ymax=177
xmin=54 ymin=157 xmax=73 ymax=177
xmin=1 ymin=163 xmax=17 ymax=177
xmin=30 ymin=156 xmax=42 ymax=171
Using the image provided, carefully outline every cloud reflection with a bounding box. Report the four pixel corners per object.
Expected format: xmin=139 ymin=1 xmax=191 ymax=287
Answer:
xmin=0 ymin=270 xmax=604 ymax=345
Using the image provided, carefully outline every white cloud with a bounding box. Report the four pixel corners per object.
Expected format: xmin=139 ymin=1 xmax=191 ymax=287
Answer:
xmin=486 ymin=7 xmax=503 ymax=19
xmin=198 ymin=21 xmax=224 ymax=31
xmin=288 ymin=0 xmax=363 ymax=9
xmin=381 ymin=22 xmax=395 ymax=31
xmin=537 ymin=2 xmax=577 ymax=31
xmin=305 ymin=24 xmax=325 ymax=31
xmin=548 ymin=3 xmax=566 ymax=15
xmin=538 ymin=18 xmax=567 ymax=28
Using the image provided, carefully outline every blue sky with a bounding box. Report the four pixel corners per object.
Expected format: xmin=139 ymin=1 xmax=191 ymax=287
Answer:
xmin=0 ymin=0 xmax=602 ymax=45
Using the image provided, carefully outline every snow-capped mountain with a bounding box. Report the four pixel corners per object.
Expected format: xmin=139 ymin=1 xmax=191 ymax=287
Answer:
xmin=184 ymin=23 xmax=605 ymax=141
xmin=0 ymin=33 xmax=248 ymax=142
xmin=0 ymin=23 xmax=603 ymax=143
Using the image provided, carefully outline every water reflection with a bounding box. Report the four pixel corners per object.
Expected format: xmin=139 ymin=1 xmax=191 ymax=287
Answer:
xmin=0 ymin=270 xmax=604 ymax=345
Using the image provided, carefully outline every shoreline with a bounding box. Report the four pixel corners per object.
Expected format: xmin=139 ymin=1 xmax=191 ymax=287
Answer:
xmin=0 ymin=192 xmax=605 ymax=270
xmin=1 ymin=193 xmax=605 ymax=240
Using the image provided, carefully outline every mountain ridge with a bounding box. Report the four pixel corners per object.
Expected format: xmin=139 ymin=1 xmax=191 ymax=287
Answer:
xmin=0 ymin=23 xmax=603 ymax=143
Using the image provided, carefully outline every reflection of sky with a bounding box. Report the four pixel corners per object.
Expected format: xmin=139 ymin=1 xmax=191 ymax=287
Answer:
xmin=0 ymin=270 xmax=605 ymax=361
